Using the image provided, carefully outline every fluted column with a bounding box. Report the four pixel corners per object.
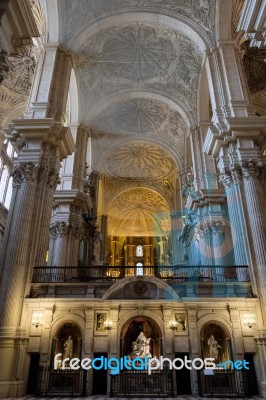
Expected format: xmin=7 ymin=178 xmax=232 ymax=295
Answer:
xmin=219 ymin=170 xmax=249 ymax=266
xmin=240 ymin=160 xmax=266 ymax=322
xmin=255 ymin=334 xmax=266 ymax=398
xmin=0 ymin=119 xmax=74 ymax=397
xmin=0 ymin=162 xmax=40 ymax=328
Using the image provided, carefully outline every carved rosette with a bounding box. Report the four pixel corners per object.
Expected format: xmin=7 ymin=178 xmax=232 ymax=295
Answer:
xmin=11 ymin=162 xmax=39 ymax=186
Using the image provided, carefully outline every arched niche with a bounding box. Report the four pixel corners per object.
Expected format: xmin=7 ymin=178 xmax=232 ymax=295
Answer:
xmin=51 ymin=323 xmax=82 ymax=368
xmin=200 ymin=322 xmax=232 ymax=366
xmin=120 ymin=315 xmax=162 ymax=359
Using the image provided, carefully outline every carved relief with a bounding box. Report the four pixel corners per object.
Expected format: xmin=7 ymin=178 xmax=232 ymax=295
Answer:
xmin=105 ymin=142 xmax=175 ymax=180
xmin=28 ymin=0 xmax=47 ymax=43
xmin=75 ymin=24 xmax=202 ymax=121
xmin=0 ymin=49 xmax=10 ymax=84
xmin=219 ymin=170 xmax=233 ymax=189
xmin=2 ymin=46 xmax=37 ymax=96
xmin=11 ymin=162 xmax=39 ymax=186
xmin=198 ymin=219 xmax=231 ymax=238
xmin=241 ymin=40 xmax=266 ymax=94
xmin=108 ymin=188 xmax=170 ymax=235
xmin=240 ymin=159 xmax=266 ymax=182
xmin=59 ymin=0 xmax=215 ymax=44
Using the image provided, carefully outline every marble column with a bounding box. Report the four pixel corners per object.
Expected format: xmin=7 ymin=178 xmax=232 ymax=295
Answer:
xmin=84 ymin=307 xmax=94 ymax=395
xmin=240 ymin=160 xmax=266 ymax=323
xmin=187 ymin=306 xmax=199 ymax=396
xmin=219 ymin=170 xmax=249 ymax=266
xmin=255 ymin=333 xmax=266 ymax=398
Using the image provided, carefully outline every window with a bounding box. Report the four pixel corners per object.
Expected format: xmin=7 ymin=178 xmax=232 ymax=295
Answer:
xmin=136 ymin=245 xmax=143 ymax=257
xmin=0 ymin=139 xmax=16 ymax=210
xmin=0 ymin=166 xmax=9 ymax=203
xmin=136 ymin=263 xmax=143 ymax=276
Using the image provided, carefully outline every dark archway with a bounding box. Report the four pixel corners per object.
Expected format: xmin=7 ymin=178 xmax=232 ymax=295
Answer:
xmin=120 ymin=315 xmax=162 ymax=358
xmin=51 ymin=323 xmax=82 ymax=367
xmin=200 ymin=322 xmax=232 ymax=365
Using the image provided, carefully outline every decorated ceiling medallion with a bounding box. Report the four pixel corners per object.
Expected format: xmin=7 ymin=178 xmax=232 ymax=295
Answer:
xmin=241 ymin=40 xmax=266 ymax=93
xmin=105 ymin=142 xmax=175 ymax=180
xmin=134 ymin=281 xmax=147 ymax=297
xmin=102 ymin=25 xmax=175 ymax=81
xmin=91 ymin=99 xmax=169 ymax=135
xmin=3 ymin=46 xmax=37 ymax=95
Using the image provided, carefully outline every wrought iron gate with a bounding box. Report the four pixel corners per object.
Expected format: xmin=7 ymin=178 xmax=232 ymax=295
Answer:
xmin=198 ymin=370 xmax=250 ymax=398
xmin=36 ymin=366 xmax=85 ymax=396
xmin=110 ymin=370 xmax=174 ymax=397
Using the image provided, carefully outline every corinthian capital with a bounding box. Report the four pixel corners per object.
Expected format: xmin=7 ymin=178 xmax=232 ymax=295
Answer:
xmin=229 ymin=163 xmax=242 ymax=184
xmin=47 ymin=170 xmax=60 ymax=190
xmin=11 ymin=162 xmax=39 ymax=186
xmin=50 ymin=221 xmax=71 ymax=239
xmin=219 ymin=170 xmax=233 ymax=189
xmin=241 ymin=159 xmax=263 ymax=182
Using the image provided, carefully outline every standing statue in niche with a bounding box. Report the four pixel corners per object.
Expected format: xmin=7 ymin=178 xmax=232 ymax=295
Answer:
xmin=207 ymin=335 xmax=221 ymax=361
xmin=63 ymin=335 xmax=73 ymax=359
xmin=128 ymin=331 xmax=152 ymax=359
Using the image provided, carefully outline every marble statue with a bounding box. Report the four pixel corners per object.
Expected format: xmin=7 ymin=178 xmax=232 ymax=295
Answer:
xmin=128 ymin=331 xmax=152 ymax=359
xmin=207 ymin=335 xmax=221 ymax=360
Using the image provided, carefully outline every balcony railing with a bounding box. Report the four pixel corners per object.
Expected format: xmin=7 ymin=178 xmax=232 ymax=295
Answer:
xmin=31 ymin=265 xmax=250 ymax=284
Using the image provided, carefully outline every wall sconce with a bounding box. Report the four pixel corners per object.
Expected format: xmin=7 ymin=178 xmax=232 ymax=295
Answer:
xmin=104 ymin=320 xmax=112 ymax=331
xmin=169 ymin=320 xmax=178 ymax=331
xmin=32 ymin=312 xmax=44 ymax=328
xmin=243 ymin=313 xmax=256 ymax=329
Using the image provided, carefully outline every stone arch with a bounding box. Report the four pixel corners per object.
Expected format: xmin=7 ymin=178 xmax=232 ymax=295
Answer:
xmin=97 ymin=138 xmax=181 ymax=188
xmin=106 ymin=187 xmax=172 ymax=237
xmin=51 ymin=320 xmax=82 ymax=367
xmin=103 ymin=276 xmax=179 ymax=300
xmin=199 ymin=319 xmax=232 ymax=365
xmin=51 ymin=313 xmax=85 ymax=339
xmin=120 ymin=315 xmax=162 ymax=358
xmin=197 ymin=313 xmax=232 ymax=339
xmin=68 ymin=12 xmax=210 ymax=52
xmin=86 ymin=90 xmax=193 ymax=128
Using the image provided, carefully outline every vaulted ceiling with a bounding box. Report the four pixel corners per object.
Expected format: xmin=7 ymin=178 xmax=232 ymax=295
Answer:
xmin=57 ymin=0 xmax=216 ymax=235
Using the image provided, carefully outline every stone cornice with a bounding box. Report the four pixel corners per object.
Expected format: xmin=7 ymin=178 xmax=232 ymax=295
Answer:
xmin=7 ymin=119 xmax=76 ymax=159
xmin=203 ymin=117 xmax=266 ymax=156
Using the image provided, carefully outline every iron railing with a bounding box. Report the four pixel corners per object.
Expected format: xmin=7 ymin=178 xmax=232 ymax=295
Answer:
xmin=198 ymin=369 xmax=250 ymax=398
xmin=31 ymin=265 xmax=250 ymax=284
xmin=36 ymin=366 xmax=85 ymax=396
xmin=110 ymin=369 xmax=174 ymax=397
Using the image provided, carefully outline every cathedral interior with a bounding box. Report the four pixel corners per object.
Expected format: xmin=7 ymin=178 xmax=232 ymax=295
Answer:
xmin=0 ymin=0 xmax=266 ymax=397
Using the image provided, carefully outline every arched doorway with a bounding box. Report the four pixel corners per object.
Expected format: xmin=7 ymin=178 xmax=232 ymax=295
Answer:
xmin=120 ymin=315 xmax=162 ymax=358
